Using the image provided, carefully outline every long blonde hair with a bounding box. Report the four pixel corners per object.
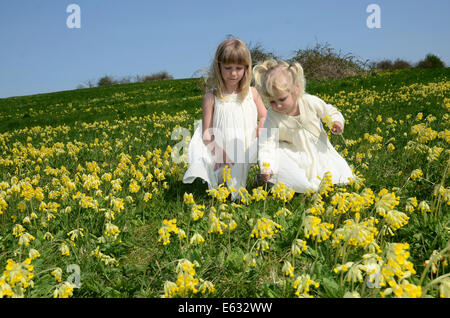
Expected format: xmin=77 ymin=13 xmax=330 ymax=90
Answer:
xmin=253 ymin=59 xmax=306 ymax=101
xmin=206 ymin=38 xmax=252 ymax=101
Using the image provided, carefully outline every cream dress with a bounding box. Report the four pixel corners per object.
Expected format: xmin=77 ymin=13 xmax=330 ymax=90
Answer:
xmin=183 ymin=89 xmax=258 ymax=200
xmin=258 ymin=93 xmax=354 ymax=193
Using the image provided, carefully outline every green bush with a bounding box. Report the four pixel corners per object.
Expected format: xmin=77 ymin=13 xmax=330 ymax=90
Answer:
xmin=248 ymin=42 xmax=278 ymax=65
xmin=97 ymin=75 xmax=116 ymax=87
xmin=288 ymin=42 xmax=369 ymax=81
xmin=417 ymin=54 xmax=445 ymax=68
xmin=374 ymin=58 xmax=412 ymax=71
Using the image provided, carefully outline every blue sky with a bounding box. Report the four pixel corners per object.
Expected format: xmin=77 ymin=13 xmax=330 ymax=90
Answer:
xmin=1 ymin=0 xmax=449 ymax=98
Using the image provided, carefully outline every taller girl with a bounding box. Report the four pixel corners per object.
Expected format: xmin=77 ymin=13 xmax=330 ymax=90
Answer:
xmin=183 ymin=38 xmax=267 ymax=199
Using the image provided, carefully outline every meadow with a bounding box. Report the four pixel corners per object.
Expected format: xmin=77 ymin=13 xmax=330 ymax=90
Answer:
xmin=0 ymin=68 xmax=448 ymax=298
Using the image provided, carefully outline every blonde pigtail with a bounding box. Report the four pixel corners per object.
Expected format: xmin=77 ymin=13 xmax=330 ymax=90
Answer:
xmin=288 ymin=62 xmax=306 ymax=96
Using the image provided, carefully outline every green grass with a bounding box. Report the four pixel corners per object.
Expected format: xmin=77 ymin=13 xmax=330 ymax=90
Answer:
xmin=0 ymin=68 xmax=449 ymax=298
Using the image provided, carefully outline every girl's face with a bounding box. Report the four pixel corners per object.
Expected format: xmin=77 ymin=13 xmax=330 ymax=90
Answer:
xmin=220 ymin=63 xmax=246 ymax=89
xmin=268 ymin=89 xmax=299 ymax=116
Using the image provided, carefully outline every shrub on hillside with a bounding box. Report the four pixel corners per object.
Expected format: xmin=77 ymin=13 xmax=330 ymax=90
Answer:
xmin=248 ymin=42 xmax=278 ymax=65
xmin=374 ymin=58 xmax=412 ymax=70
xmin=142 ymin=71 xmax=173 ymax=82
xmin=288 ymin=42 xmax=369 ymax=80
xmin=97 ymin=75 xmax=116 ymax=87
xmin=417 ymin=54 xmax=445 ymax=68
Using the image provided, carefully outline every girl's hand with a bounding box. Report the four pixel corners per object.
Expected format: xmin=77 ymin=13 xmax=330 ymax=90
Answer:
xmin=331 ymin=121 xmax=343 ymax=134
xmin=213 ymin=148 xmax=235 ymax=171
xmin=256 ymin=126 xmax=264 ymax=138
xmin=260 ymin=169 xmax=273 ymax=183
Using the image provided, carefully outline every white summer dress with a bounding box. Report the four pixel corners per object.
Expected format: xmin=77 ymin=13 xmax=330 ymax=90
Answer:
xmin=258 ymin=93 xmax=354 ymax=193
xmin=183 ymin=89 xmax=258 ymax=200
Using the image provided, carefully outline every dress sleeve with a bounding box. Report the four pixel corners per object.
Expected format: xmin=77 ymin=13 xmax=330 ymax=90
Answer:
xmin=309 ymin=95 xmax=345 ymax=132
xmin=258 ymin=111 xmax=280 ymax=175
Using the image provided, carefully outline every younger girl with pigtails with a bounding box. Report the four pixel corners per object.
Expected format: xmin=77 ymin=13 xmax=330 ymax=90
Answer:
xmin=254 ymin=59 xmax=354 ymax=193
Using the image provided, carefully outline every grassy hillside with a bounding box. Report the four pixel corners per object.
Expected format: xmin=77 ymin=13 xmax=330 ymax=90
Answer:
xmin=0 ymin=68 xmax=449 ymax=298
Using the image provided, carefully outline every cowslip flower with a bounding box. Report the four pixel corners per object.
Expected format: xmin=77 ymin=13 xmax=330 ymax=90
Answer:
xmin=144 ymin=192 xmax=152 ymax=202
xmin=190 ymin=204 xmax=205 ymax=221
xmin=104 ymin=222 xmax=121 ymax=240
xmin=189 ymin=233 xmax=205 ymax=246
xmin=378 ymin=209 xmax=409 ymax=233
xmin=418 ymin=200 xmax=431 ymax=213
xmin=282 ymin=261 xmax=295 ymax=277
xmin=51 ymin=268 xmax=63 ymax=282
xmin=53 ymin=282 xmax=76 ymax=298
xmin=183 ymin=192 xmax=195 ymax=205
xmin=162 ymin=259 xmax=214 ymax=298
xmin=405 ymin=197 xmax=418 ymax=213
xmin=291 ymin=239 xmax=308 ymax=255
xmin=129 ymin=179 xmax=140 ymax=193
xmin=270 ymin=182 xmax=295 ymax=203
xmin=410 ymin=169 xmax=423 ymax=181
xmin=238 ymin=187 xmax=252 ymax=205
xmin=208 ymin=214 xmax=228 ymax=235
xmin=276 ymin=207 xmax=292 ymax=217
xmin=375 ymin=189 xmax=400 ymax=214
xmin=293 ymin=274 xmax=320 ymax=298
xmin=18 ymin=232 xmax=35 ymax=247
xmin=158 ymin=219 xmax=179 ymax=245
xmin=251 ymin=186 xmax=268 ymax=202
xmin=303 ymin=216 xmax=333 ymax=242
xmin=250 ymin=217 xmax=282 ymax=240
xmin=60 ymin=242 xmax=70 ymax=256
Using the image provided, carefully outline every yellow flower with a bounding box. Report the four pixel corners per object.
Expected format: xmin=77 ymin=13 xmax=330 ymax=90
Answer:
xmin=282 ymin=261 xmax=295 ymax=277
xmin=238 ymin=187 xmax=252 ymax=205
xmin=418 ymin=200 xmax=431 ymax=213
xmin=405 ymin=197 xmax=417 ymax=213
xmin=53 ymin=282 xmax=75 ymax=298
xmin=410 ymin=169 xmax=423 ymax=181
xmin=387 ymin=143 xmax=395 ymax=152
xmin=276 ymin=207 xmax=292 ymax=217
xmin=129 ymin=179 xmax=140 ymax=193
xmin=105 ymin=222 xmax=121 ymax=240
xmin=12 ymin=224 xmax=25 ymax=237
xmin=144 ymin=192 xmax=152 ymax=202
xmin=293 ymin=274 xmax=319 ymax=298
xmin=158 ymin=219 xmax=179 ymax=245
xmin=60 ymin=242 xmax=70 ymax=256
xmin=250 ymin=217 xmax=282 ymax=240
xmin=291 ymin=239 xmax=307 ymax=255
xmin=190 ymin=204 xmax=205 ymax=221
xmin=51 ymin=268 xmax=63 ymax=282
xmin=18 ymin=232 xmax=35 ymax=246
xmin=375 ymin=189 xmax=400 ymax=214
xmin=251 ymin=186 xmax=268 ymax=202
xmin=183 ymin=192 xmax=195 ymax=205
xmin=189 ymin=232 xmax=205 ymax=246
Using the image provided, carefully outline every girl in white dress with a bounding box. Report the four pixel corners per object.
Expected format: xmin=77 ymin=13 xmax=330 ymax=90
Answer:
xmin=253 ymin=59 xmax=354 ymax=193
xmin=182 ymin=38 xmax=267 ymax=199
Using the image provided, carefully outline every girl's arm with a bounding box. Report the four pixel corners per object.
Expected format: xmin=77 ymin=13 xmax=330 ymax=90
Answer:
xmin=252 ymin=87 xmax=267 ymax=137
xmin=201 ymin=91 xmax=216 ymax=152
xmin=202 ymin=91 xmax=234 ymax=170
xmin=258 ymin=111 xmax=279 ymax=180
xmin=310 ymin=95 xmax=345 ymax=134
